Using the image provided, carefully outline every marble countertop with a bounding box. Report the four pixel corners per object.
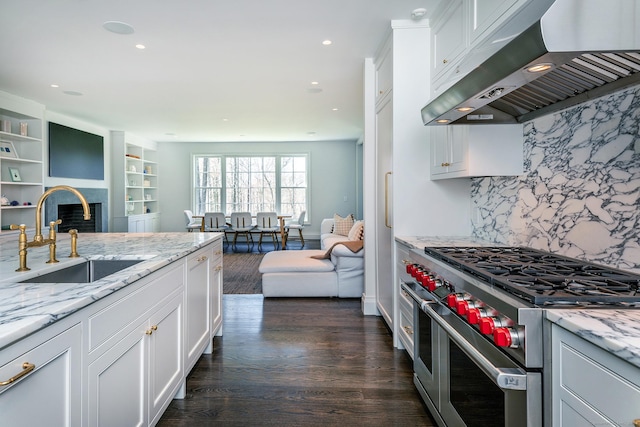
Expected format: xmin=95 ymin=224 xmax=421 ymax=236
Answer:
xmin=395 ymin=235 xmax=502 ymax=250
xmin=546 ymin=310 xmax=640 ymax=369
xmin=0 ymin=232 xmax=221 ymax=350
xmin=396 ymin=235 xmax=640 ymax=369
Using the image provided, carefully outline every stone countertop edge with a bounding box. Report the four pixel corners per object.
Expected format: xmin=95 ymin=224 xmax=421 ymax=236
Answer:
xmin=395 ymin=235 xmax=640 ymax=370
xmin=0 ymin=232 xmax=223 ymax=350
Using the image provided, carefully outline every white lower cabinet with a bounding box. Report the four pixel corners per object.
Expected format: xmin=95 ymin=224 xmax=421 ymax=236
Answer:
xmin=87 ymin=264 xmax=184 ymax=427
xmin=551 ymin=324 xmax=640 ymax=426
xmin=0 ymin=323 xmax=82 ymax=426
xmin=0 ymin=236 xmax=223 ymax=427
xmin=395 ymin=242 xmax=414 ymax=358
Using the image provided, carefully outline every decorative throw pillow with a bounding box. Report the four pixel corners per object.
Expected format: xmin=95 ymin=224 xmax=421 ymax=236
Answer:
xmin=348 ymin=220 xmax=364 ymax=241
xmin=332 ymin=213 xmax=354 ymax=236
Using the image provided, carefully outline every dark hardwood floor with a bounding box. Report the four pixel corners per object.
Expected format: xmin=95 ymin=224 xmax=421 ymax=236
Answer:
xmin=158 ymin=295 xmax=435 ymax=426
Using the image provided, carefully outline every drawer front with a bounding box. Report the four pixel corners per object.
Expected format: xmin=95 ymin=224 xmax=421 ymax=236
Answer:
xmin=398 ymin=306 xmax=414 ymax=359
xmin=88 ymin=262 xmax=184 ymax=355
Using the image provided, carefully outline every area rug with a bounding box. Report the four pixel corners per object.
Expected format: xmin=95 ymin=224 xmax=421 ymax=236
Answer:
xmin=223 ymin=253 xmax=265 ymax=294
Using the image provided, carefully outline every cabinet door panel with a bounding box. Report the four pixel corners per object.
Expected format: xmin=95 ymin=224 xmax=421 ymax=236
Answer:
xmin=88 ymin=323 xmax=147 ymax=427
xmin=432 ymin=0 xmax=466 ymax=79
xmin=0 ymin=324 xmax=81 ymax=427
xmin=149 ymin=292 xmax=184 ymax=425
xmin=185 ymin=248 xmax=211 ymax=371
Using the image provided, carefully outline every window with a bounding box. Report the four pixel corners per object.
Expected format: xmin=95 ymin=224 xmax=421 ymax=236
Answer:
xmin=193 ymin=154 xmax=308 ymax=218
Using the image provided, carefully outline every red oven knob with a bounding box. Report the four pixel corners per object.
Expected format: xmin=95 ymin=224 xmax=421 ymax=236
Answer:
xmin=467 ymin=307 xmax=494 ymax=324
xmin=479 ymin=317 xmax=498 ymax=334
xmin=493 ymin=327 xmax=519 ymax=349
xmin=456 ymin=300 xmax=470 ymax=315
xmin=405 ymin=263 xmax=414 ymax=275
xmin=446 ymin=293 xmax=461 ymax=308
xmin=467 ymin=308 xmax=482 ymax=324
xmin=426 ymin=277 xmax=441 ymax=292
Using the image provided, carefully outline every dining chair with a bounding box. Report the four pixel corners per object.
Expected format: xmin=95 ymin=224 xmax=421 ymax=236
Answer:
xmin=284 ymin=210 xmax=305 ymax=248
xmin=229 ymin=212 xmax=255 ymax=252
xmin=184 ymin=209 xmax=201 ymax=232
xmin=255 ymin=212 xmax=280 ymax=251
xmin=203 ymin=212 xmax=230 ymax=246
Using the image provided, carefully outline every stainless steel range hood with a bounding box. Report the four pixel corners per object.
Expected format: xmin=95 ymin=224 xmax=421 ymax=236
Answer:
xmin=421 ymin=0 xmax=640 ymax=126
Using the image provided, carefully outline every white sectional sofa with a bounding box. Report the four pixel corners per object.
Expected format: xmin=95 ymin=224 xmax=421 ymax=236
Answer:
xmin=259 ymin=217 xmax=364 ymax=298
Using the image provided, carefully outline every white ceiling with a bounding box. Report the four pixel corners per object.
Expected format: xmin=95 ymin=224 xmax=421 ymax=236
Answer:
xmin=0 ymin=0 xmax=441 ymax=143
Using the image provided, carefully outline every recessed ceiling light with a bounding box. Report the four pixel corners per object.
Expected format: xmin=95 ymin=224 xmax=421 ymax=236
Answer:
xmin=222 ymin=118 xmax=229 ymax=122
xmin=322 ymin=40 xmax=332 ymax=46
xmin=103 ymin=21 xmax=135 ymax=35
xmin=311 ymin=81 xmax=319 ymax=85
xmin=436 ymin=119 xmax=450 ymax=124
xmin=332 ymin=108 xmax=339 ymax=111
xmin=50 ymin=84 xmax=59 ymax=88
xmin=456 ymin=107 xmax=473 ymax=112
xmin=63 ymin=90 xmax=83 ymax=96
xmin=135 ymin=44 xmax=145 ymax=49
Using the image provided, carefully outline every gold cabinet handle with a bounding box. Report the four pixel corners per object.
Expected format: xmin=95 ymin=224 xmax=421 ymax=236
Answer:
xmin=443 ymin=59 xmax=448 ymax=64
xmin=215 ymin=265 xmax=222 ymax=271
xmin=215 ymin=250 xmax=222 ymax=255
xmin=441 ymin=162 xmax=451 ymax=167
xmin=0 ymin=362 xmax=35 ymax=386
xmin=146 ymin=325 xmax=158 ymax=335
xmin=197 ymin=256 xmax=208 ymax=262
xmin=403 ymin=326 xmax=413 ymax=336
xmin=633 ymin=420 xmax=640 ymax=427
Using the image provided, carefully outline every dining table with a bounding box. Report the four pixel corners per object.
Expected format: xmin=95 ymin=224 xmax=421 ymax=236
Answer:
xmin=194 ymin=214 xmax=291 ymax=249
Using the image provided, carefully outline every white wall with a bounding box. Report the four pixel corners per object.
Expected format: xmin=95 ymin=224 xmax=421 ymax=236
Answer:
xmin=158 ymin=139 xmax=362 ymax=237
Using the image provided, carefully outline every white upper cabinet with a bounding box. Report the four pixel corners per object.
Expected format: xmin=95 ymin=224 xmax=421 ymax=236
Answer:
xmin=430 ymin=0 xmax=554 ymax=99
xmin=431 ymin=0 xmax=467 ymax=82
xmin=430 ymin=124 xmax=524 ymax=180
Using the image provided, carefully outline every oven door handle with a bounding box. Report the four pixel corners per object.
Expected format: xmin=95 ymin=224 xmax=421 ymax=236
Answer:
xmin=420 ymin=300 xmax=528 ymax=391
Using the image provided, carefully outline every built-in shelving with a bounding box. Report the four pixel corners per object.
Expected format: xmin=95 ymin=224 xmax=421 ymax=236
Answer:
xmin=0 ymin=97 xmax=45 ymax=232
xmin=111 ymin=131 xmax=160 ymax=232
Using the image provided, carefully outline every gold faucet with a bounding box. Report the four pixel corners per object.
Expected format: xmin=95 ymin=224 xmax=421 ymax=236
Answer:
xmin=10 ymin=185 xmax=91 ymax=272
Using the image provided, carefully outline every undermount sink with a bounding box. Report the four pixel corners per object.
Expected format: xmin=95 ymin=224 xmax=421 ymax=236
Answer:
xmin=20 ymin=259 xmax=144 ymax=283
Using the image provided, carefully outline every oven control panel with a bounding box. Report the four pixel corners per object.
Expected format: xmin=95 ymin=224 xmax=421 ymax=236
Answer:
xmin=404 ymin=259 xmax=523 ymax=350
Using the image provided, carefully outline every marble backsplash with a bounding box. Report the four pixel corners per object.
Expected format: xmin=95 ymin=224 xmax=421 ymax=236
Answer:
xmin=471 ymin=84 xmax=640 ymax=273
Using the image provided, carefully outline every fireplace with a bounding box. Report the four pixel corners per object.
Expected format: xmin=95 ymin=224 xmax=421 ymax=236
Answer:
xmin=57 ymin=203 xmax=101 ymax=232
xmin=44 ymin=188 xmax=108 ymax=232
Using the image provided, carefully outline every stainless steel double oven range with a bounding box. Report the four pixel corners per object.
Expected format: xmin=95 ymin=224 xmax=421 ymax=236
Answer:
xmin=400 ymin=246 xmax=640 ymax=427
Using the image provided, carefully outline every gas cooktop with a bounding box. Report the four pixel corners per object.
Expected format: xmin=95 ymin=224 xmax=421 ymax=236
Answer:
xmin=423 ymin=246 xmax=640 ymax=306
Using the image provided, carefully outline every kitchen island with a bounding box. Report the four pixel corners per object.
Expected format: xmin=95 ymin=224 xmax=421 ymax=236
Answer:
xmin=0 ymin=231 xmax=224 ymax=426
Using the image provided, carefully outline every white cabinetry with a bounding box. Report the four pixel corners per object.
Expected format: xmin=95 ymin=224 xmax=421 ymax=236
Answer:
xmin=430 ymin=0 xmax=553 ymax=98
xmin=395 ymin=242 xmax=414 ymax=359
xmin=551 ymin=324 xmax=640 ymax=427
xmin=185 ymin=239 xmax=223 ymax=373
xmin=111 ymin=131 xmax=160 ymax=232
xmin=0 ymin=94 xmax=44 ymax=233
xmin=86 ymin=262 xmax=184 ymax=427
xmin=431 ymin=0 xmax=466 ymax=83
xmin=0 ymin=323 xmax=81 ymax=426
xmin=430 ymin=124 xmax=523 ymax=179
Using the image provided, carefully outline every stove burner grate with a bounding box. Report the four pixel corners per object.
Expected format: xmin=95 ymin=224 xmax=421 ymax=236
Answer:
xmin=424 ymin=246 xmax=640 ymax=306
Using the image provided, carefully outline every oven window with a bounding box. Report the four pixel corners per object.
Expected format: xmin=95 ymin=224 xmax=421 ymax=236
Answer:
xmin=418 ymin=310 xmax=433 ymax=374
xmin=449 ymin=339 xmax=505 ymax=425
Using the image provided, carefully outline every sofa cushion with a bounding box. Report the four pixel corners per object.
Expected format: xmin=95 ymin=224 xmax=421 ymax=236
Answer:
xmin=259 ymin=250 xmax=335 ymax=273
xmin=347 ymin=220 xmax=364 ymax=241
xmin=332 ymin=213 xmax=354 ymax=236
